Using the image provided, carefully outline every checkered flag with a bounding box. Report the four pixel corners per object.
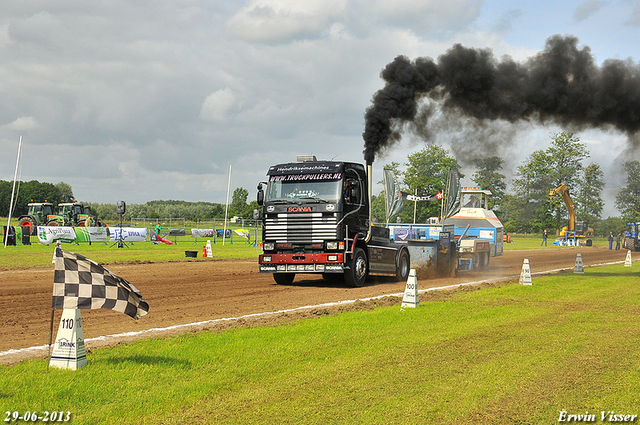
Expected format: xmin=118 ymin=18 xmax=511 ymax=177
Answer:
xmin=52 ymin=244 xmax=149 ymax=320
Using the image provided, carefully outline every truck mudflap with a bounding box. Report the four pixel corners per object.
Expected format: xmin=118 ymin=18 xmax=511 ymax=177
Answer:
xmin=259 ymin=253 xmax=345 ymax=273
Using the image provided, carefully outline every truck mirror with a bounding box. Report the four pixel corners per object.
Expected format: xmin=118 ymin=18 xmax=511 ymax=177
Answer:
xmin=257 ymin=189 xmax=264 ymax=206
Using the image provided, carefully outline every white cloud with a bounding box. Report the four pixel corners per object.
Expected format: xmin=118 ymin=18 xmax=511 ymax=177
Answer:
xmin=574 ymin=1 xmax=605 ymax=23
xmin=372 ymin=0 xmax=483 ymax=33
xmin=625 ymin=3 xmax=640 ymax=26
xmin=1 ymin=116 xmax=37 ymax=131
xmin=225 ymin=0 xmax=347 ymax=42
xmin=199 ymin=88 xmax=238 ymax=122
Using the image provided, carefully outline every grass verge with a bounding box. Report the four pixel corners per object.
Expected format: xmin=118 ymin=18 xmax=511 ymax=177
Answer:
xmin=1 ymin=264 xmax=639 ymax=424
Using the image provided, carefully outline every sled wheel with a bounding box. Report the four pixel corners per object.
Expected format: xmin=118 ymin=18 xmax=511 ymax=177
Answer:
xmin=395 ymin=249 xmax=410 ymax=281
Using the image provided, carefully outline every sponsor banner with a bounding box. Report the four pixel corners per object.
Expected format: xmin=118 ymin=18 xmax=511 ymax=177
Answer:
xmin=191 ymin=228 xmax=216 ymax=238
xmin=169 ymin=228 xmax=186 ymax=236
xmin=74 ymin=227 xmax=110 ymax=243
xmin=109 ymin=227 xmax=147 ymax=242
xmin=38 ymin=226 xmax=77 ymax=245
xmin=402 ymin=192 xmax=441 ymax=202
xmin=38 ymin=226 xmax=111 ymax=244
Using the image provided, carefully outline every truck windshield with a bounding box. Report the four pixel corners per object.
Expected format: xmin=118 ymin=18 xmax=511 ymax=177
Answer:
xmin=266 ymin=174 xmax=342 ymax=202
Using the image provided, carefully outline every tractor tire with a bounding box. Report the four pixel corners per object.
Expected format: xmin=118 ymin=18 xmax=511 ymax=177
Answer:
xmin=395 ymin=249 xmax=410 ymax=281
xmin=46 ymin=220 xmax=62 ymax=227
xmin=273 ymin=273 xmax=295 ymax=285
xmin=344 ymin=247 xmax=368 ymax=288
xmin=18 ymin=217 xmax=37 ymax=235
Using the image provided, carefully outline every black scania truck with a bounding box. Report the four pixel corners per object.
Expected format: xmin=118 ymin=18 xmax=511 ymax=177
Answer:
xmin=257 ymin=155 xmax=409 ymax=287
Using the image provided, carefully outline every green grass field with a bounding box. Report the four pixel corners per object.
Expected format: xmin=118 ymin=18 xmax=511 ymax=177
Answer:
xmin=1 ymin=264 xmax=638 ymax=424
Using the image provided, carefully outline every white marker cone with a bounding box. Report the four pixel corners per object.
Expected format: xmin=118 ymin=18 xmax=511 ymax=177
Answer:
xmin=206 ymin=240 xmax=213 ymax=258
xmin=574 ymin=253 xmax=584 ymax=274
xmin=49 ymin=309 xmax=87 ymax=370
xmin=519 ymin=259 xmax=532 ymax=285
xmin=401 ymin=269 xmax=419 ymax=308
xmin=625 ymin=250 xmax=632 ymax=267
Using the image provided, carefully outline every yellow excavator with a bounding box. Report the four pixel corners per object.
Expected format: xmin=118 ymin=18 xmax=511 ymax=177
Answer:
xmin=549 ymin=184 xmax=594 ymax=246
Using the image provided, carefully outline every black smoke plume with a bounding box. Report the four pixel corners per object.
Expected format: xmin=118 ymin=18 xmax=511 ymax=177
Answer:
xmin=362 ymin=34 xmax=640 ymax=164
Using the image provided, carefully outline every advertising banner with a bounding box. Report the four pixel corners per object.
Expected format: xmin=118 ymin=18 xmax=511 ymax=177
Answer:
xmin=38 ymin=226 xmax=77 ymax=245
xmin=168 ymin=228 xmax=186 ymax=236
xmin=109 ymin=227 xmax=147 ymax=242
xmin=191 ymin=229 xmax=216 ymax=238
xmin=74 ymin=227 xmax=110 ymax=243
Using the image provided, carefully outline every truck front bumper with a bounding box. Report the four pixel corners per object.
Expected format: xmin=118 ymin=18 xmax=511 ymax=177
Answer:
xmin=259 ymin=253 xmax=345 ymax=273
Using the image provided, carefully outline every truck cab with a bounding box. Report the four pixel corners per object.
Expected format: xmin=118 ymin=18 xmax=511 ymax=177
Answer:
xmin=257 ymin=156 xmax=409 ymax=287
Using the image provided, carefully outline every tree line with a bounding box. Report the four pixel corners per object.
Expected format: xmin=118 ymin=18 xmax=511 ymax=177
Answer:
xmin=0 ymin=182 xmax=259 ymax=223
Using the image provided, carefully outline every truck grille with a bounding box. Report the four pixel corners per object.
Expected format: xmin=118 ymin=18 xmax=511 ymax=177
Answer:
xmin=265 ymin=213 xmax=337 ymax=243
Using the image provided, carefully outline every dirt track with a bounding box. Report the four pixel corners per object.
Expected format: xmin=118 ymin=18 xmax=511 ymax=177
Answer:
xmin=0 ymin=245 xmax=631 ymax=364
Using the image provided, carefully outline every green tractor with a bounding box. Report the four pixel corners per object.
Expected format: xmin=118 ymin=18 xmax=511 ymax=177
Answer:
xmin=47 ymin=202 xmax=105 ymax=227
xmin=18 ymin=202 xmax=56 ymax=235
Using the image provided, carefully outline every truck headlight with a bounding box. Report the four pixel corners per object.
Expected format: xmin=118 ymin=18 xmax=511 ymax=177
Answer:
xmin=326 ymin=242 xmax=338 ymax=250
xmin=263 ymin=256 xmax=272 ymax=262
xmin=263 ymin=242 xmax=275 ymax=251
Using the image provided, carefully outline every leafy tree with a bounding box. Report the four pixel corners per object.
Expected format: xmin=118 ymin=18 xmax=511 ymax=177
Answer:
xmin=575 ymin=163 xmax=604 ymax=224
xmin=230 ymin=187 xmax=249 ymax=218
xmin=370 ymin=192 xmax=386 ymax=224
xmin=594 ymin=216 xmax=626 ymax=238
xmin=471 ymin=156 xmax=506 ymax=212
xmin=511 ymin=132 xmax=590 ymax=233
xmin=56 ymin=182 xmax=75 ymax=203
xmin=402 ymin=145 xmax=461 ymax=223
xmin=615 ymin=160 xmax=640 ymax=223
xmin=511 ymin=151 xmax=555 ymax=233
xmin=0 ymin=180 xmax=62 ymax=217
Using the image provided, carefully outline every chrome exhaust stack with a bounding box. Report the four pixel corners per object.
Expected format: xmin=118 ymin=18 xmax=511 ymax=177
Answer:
xmin=365 ymin=161 xmax=373 ymax=242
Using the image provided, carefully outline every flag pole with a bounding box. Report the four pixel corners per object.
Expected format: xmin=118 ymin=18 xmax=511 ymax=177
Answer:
xmin=383 ymin=170 xmax=389 ymax=224
xmin=5 ymin=136 xmax=23 ymax=248
xmin=46 ymin=307 xmax=55 ymax=372
xmin=223 ymin=164 xmax=232 ymax=246
xmin=413 ymin=188 xmax=417 ymax=224
xmin=441 ymin=169 xmax=451 ymax=230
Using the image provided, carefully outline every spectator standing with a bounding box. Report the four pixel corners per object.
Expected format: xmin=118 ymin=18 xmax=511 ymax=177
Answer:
xmin=608 ymin=232 xmax=614 ymax=250
xmin=616 ymin=233 xmax=621 ymax=250
xmin=541 ymin=229 xmax=548 ymax=247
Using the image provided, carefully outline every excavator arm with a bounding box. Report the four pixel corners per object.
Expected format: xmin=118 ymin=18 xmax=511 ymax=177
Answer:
xmin=549 ymin=184 xmax=575 ymax=232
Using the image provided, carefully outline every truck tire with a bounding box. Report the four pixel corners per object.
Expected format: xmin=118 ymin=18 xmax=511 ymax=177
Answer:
xmin=344 ymin=247 xmax=368 ymax=287
xmin=395 ymin=249 xmax=410 ymax=281
xmin=273 ymin=273 xmax=295 ymax=285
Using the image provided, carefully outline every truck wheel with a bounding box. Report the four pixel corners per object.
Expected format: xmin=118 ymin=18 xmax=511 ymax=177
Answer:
xmin=344 ymin=247 xmax=368 ymax=287
xmin=395 ymin=249 xmax=410 ymax=281
xmin=273 ymin=273 xmax=295 ymax=285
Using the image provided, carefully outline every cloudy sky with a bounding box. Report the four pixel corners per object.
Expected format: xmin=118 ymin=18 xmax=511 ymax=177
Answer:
xmin=1 ymin=0 xmax=639 ymax=217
